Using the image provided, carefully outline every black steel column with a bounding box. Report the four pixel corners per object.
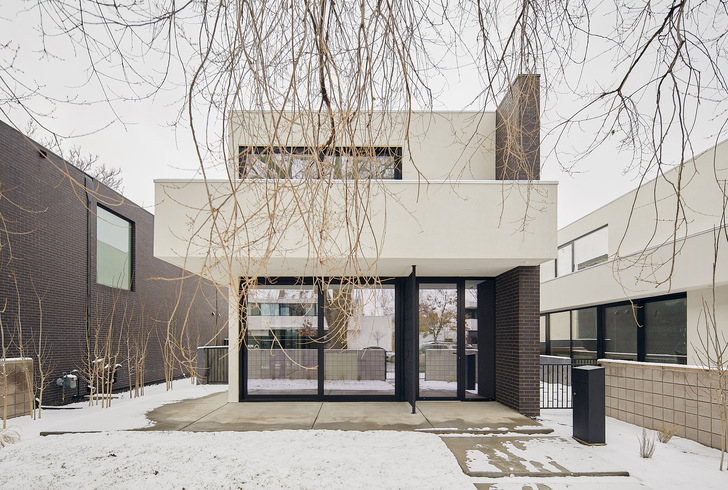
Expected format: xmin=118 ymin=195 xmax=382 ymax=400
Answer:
xmin=457 ymin=280 xmax=466 ymax=400
xmin=402 ymin=266 xmax=418 ymax=413
xmin=477 ymin=279 xmax=496 ymax=399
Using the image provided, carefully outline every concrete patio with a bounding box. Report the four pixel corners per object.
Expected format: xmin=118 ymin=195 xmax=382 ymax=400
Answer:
xmin=142 ymin=391 xmax=550 ymax=433
xmin=140 ymin=392 xmax=639 ymax=488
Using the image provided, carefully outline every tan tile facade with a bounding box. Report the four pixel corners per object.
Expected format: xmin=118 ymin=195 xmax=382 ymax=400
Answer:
xmin=600 ymin=359 xmax=727 ymax=450
xmin=1 ymin=358 xmax=33 ymax=419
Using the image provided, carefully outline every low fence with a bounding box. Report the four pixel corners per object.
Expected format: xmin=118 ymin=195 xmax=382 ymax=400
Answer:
xmin=196 ymin=347 xmax=388 ymax=384
xmin=601 ymin=359 xmax=727 ymax=450
xmin=540 ymin=356 xmax=597 ymax=409
xmin=197 ymin=347 xmax=228 ymax=384
xmin=0 ymin=357 xmax=34 ymax=419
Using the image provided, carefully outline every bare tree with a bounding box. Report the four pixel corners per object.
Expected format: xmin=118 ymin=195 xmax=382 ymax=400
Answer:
xmin=29 ymin=273 xmax=56 ymax=418
xmin=695 ymin=181 xmax=728 ymax=470
xmin=2 ymin=2 xmax=728 ymax=434
xmin=419 ymin=289 xmax=457 ymax=344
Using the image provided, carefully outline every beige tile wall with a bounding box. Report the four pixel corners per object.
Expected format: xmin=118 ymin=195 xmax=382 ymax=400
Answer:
xmin=600 ymin=359 xmax=727 ymax=450
xmin=1 ymin=358 xmax=34 ymax=420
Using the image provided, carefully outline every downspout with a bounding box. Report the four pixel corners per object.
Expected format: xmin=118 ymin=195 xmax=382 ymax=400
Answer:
xmin=85 ymin=175 xmax=94 ymax=397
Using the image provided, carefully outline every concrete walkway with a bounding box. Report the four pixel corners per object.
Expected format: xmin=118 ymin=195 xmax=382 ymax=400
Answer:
xmin=143 ymin=391 xmax=550 ymax=433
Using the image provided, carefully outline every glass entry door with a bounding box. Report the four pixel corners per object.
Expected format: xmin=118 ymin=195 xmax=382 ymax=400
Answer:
xmin=417 ymin=280 xmax=491 ymax=400
xmin=418 ymin=283 xmax=459 ymax=398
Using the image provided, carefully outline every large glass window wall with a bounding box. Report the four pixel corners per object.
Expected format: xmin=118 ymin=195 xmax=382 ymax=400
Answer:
xmin=244 ymin=281 xmax=396 ymax=397
xmin=540 ymin=294 xmax=687 ymax=364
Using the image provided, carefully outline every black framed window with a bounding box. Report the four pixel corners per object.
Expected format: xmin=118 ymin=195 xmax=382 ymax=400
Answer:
xmin=238 ymin=146 xmax=402 ymax=180
xmin=540 ymin=293 xmax=686 ymax=364
xmin=604 ymin=304 xmax=638 ymax=361
xmin=96 ymin=206 xmax=133 ymax=290
xmin=571 ymin=307 xmax=597 ymax=361
xmin=644 ymin=297 xmax=687 ymax=364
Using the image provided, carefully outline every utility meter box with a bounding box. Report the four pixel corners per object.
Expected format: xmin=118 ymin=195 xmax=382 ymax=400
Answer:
xmin=56 ymin=374 xmax=78 ymax=390
xmin=572 ymin=365 xmax=605 ymax=445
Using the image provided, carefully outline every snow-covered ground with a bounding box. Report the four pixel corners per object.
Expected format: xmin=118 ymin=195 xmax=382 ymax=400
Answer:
xmin=1 ymin=382 xmax=726 ymax=489
xmin=533 ymin=410 xmax=728 ymax=489
xmin=0 ymin=381 xmax=471 ymax=489
xmin=3 ymin=380 xmax=227 ymax=441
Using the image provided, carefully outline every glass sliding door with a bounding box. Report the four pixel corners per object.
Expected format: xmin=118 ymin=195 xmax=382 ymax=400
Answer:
xmin=323 ymin=282 xmax=395 ymax=395
xmin=245 ymin=285 xmax=320 ymax=395
xmin=418 ymin=283 xmax=458 ymax=398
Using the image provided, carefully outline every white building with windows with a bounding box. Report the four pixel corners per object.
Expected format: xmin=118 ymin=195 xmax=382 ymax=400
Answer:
xmin=154 ymin=75 xmax=558 ymax=415
xmin=540 ymin=139 xmax=728 ymax=366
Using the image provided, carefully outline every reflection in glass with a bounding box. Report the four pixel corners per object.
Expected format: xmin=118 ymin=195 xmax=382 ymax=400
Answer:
xmin=246 ymin=286 xmax=319 ymax=395
xmin=549 ymin=311 xmax=571 ymax=357
xmin=645 ymin=298 xmax=687 ymax=364
xmin=97 ymin=207 xmax=132 ymax=290
xmin=240 ymin=147 xmax=399 ymax=180
xmin=604 ymin=305 xmax=638 ymax=361
xmin=464 ymin=282 xmax=481 ymax=399
xmin=571 ymin=308 xmax=597 ymax=360
xmin=323 ymin=283 xmax=395 ymax=395
xmin=418 ymin=285 xmax=457 ymax=397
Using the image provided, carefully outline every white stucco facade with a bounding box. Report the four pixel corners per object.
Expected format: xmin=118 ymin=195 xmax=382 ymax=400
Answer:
xmin=156 ymin=111 xmax=558 ymax=281
xmin=541 ymin=139 xmax=728 ymax=364
xmin=153 ymin=105 xmax=556 ymax=408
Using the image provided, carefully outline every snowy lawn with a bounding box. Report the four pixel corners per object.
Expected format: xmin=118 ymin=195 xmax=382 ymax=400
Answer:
xmin=2 ymin=383 xmax=727 ymax=489
xmin=3 ymin=379 xmax=228 ymax=440
xmin=537 ymin=409 xmax=728 ymax=489
xmin=0 ymin=430 xmax=472 ymax=489
xmin=0 ymin=381 xmax=472 ymax=489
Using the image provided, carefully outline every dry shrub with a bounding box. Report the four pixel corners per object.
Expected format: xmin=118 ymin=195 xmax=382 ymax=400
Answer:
xmin=0 ymin=428 xmax=20 ymax=448
xmin=658 ymin=423 xmax=680 ymax=443
xmin=639 ymin=427 xmax=656 ymax=458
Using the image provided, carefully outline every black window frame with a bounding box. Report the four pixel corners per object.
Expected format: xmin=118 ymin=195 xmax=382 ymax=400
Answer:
xmin=238 ymin=146 xmax=403 ymax=180
xmin=95 ymin=204 xmax=135 ymax=291
xmin=540 ymin=292 xmax=687 ymax=365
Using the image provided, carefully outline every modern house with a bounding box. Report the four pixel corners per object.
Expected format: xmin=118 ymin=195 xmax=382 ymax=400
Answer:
xmin=540 ymin=139 xmax=728 ymax=366
xmin=0 ymin=120 xmax=225 ymax=415
xmin=154 ymin=75 xmax=558 ymax=416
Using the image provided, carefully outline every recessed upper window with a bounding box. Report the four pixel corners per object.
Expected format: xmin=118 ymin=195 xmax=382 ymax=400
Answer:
xmin=238 ymin=146 xmax=402 ymax=180
xmin=97 ymin=206 xmax=132 ymax=290
xmin=555 ymin=226 xmax=608 ymax=277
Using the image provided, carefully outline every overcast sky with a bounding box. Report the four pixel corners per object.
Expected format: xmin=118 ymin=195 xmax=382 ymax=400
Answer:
xmin=2 ymin=3 xmax=724 ymax=229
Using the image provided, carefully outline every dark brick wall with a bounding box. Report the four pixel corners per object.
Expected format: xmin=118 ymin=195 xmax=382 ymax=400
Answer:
xmin=495 ymin=74 xmax=540 ymax=181
xmin=494 ymin=266 xmax=540 ymax=416
xmin=0 ymin=120 xmax=226 ymax=405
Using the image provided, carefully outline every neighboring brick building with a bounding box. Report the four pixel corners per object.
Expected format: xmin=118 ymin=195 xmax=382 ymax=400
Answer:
xmin=0 ymin=120 xmax=226 ymax=408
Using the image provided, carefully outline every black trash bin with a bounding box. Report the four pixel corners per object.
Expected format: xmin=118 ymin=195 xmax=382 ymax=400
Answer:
xmin=572 ymin=365 xmax=605 ymax=445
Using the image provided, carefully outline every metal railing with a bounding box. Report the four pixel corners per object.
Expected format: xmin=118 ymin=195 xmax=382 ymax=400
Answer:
xmin=540 ymin=358 xmax=598 ymax=409
xmin=197 ymin=346 xmax=228 ymax=384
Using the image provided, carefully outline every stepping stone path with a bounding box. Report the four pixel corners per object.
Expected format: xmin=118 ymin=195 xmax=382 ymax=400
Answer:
xmin=435 ymin=430 xmax=646 ymax=489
